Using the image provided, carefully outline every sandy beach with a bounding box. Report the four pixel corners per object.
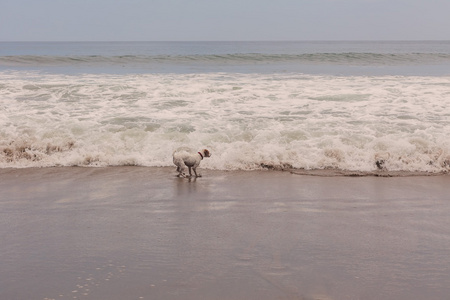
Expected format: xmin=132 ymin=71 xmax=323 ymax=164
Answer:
xmin=1 ymin=167 xmax=450 ymax=300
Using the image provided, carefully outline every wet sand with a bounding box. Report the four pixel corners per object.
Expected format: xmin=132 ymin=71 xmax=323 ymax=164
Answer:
xmin=1 ymin=167 xmax=450 ymax=300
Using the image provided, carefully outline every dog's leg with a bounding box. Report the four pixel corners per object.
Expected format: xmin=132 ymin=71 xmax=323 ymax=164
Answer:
xmin=188 ymin=166 xmax=193 ymax=177
xmin=193 ymin=167 xmax=201 ymax=177
xmin=176 ymin=164 xmax=186 ymax=177
xmin=176 ymin=165 xmax=184 ymax=177
xmin=181 ymin=166 xmax=187 ymax=177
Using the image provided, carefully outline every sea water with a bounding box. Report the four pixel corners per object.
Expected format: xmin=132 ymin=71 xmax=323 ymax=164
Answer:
xmin=1 ymin=41 xmax=450 ymax=172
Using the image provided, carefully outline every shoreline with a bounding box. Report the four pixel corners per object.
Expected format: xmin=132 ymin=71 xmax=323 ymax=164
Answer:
xmin=1 ymin=165 xmax=449 ymax=177
xmin=1 ymin=166 xmax=450 ymax=300
xmin=289 ymin=168 xmax=449 ymax=177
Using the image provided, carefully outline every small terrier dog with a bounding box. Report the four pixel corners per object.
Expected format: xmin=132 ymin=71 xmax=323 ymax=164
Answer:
xmin=173 ymin=147 xmax=211 ymax=178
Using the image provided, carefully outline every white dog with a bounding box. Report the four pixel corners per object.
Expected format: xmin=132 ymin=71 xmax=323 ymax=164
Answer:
xmin=173 ymin=147 xmax=211 ymax=178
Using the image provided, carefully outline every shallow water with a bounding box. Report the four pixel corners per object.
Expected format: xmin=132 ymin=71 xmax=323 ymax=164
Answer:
xmin=1 ymin=167 xmax=450 ymax=300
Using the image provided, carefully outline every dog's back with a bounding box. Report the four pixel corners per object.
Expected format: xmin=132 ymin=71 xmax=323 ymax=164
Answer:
xmin=173 ymin=148 xmax=199 ymax=168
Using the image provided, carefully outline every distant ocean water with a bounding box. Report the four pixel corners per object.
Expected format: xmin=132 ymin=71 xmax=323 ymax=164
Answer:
xmin=1 ymin=41 xmax=450 ymax=173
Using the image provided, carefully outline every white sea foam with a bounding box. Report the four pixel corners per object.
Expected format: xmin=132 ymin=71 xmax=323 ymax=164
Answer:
xmin=1 ymin=71 xmax=449 ymax=172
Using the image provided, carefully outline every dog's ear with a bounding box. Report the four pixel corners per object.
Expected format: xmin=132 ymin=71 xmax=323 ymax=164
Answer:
xmin=204 ymin=149 xmax=211 ymax=157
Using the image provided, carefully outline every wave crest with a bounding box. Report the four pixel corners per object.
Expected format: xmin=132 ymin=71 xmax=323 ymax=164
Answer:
xmin=2 ymin=53 xmax=450 ymax=67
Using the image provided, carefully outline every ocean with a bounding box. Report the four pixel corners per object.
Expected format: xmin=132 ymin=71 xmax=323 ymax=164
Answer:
xmin=1 ymin=41 xmax=450 ymax=173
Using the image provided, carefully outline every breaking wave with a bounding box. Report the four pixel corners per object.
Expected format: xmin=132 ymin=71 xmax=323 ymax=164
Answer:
xmin=2 ymin=53 xmax=450 ymax=67
xmin=1 ymin=71 xmax=450 ymax=173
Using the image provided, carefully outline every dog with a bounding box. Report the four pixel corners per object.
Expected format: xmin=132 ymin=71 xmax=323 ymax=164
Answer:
xmin=173 ymin=147 xmax=211 ymax=178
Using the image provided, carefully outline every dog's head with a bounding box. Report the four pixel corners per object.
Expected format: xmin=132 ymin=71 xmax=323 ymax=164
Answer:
xmin=202 ymin=149 xmax=211 ymax=158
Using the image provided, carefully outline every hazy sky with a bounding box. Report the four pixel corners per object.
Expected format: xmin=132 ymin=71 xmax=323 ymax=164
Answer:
xmin=1 ymin=0 xmax=449 ymax=41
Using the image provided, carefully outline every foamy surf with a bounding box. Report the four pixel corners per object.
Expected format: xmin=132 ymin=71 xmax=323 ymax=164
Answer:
xmin=1 ymin=71 xmax=450 ymax=173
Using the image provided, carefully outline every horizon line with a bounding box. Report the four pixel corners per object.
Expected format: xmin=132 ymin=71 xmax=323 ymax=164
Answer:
xmin=1 ymin=39 xmax=450 ymax=43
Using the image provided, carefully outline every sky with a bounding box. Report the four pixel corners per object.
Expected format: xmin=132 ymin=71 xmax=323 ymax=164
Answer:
xmin=1 ymin=0 xmax=449 ymax=41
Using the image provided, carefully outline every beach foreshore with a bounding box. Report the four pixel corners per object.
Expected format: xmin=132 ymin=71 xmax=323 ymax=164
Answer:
xmin=1 ymin=166 xmax=450 ymax=300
